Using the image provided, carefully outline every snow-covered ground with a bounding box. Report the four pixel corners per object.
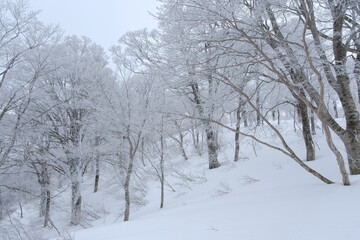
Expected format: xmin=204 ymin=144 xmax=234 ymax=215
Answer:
xmin=5 ymin=122 xmax=360 ymax=240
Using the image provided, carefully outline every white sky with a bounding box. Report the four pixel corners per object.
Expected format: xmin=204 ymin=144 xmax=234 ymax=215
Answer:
xmin=29 ymin=0 xmax=159 ymax=50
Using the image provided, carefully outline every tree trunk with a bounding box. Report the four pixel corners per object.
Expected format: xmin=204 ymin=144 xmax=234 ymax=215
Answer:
xmin=337 ymin=83 xmax=360 ymax=175
xmin=272 ymin=110 xmax=276 ymax=121
xmin=343 ymin=133 xmax=360 ymax=175
xmin=242 ymin=109 xmax=248 ymax=127
xmin=160 ymin=126 xmax=165 ymax=209
xmin=354 ymin=39 xmax=360 ymax=104
xmin=0 ymin=187 xmax=2 ymax=220
xmin=70 ymin=157 xmax=82 ymax=225
xmin=298 ymin=100 xmax=315 ymax=161
xmin=39 ymin=162 xmax=51 ymax=222
xmin=141 ymin=137 xmax=146 ymax=166
xmin=205 ymin=121 xmax=221 ymax=169
xmin=44 ymin=189 xmax=51 ymax=227
xmin=94 ymin=136 xmax=101 ymax=193
xmin=234 ymin=100 xmax=241 ymax=162
xmin=40 ymin=184 xmax=47 ymax=217
xmin=333 ymin=100 xmax=339 ymax=118
xmin=179 ymin=134 xmax=188 ymax=161
xmin=173 ymin=120 xmax=188 ymax=160
xmin=124 ymin=156 xmax=134 ymax=221
xmin=293 ymin=107 xmax=297 ymax=132
xmin=94 ymin=155 xmax=100 ymax=193
xmin=310 ymin=110 xmax=316 ymax=135
xmin=256 ymin=89 xmax=261 ymax=126
xmin=19 ymin=202 xmax=23 ymax=218
xmin=323 ymin=125 xmax=350 ymax=186
xmin=191 ymin=83 xmax=220 ymax=169
xmin=296 ymin=103 xmax=302 ymax=123
xmin=191 ymin=124 xmax=202 ymax=156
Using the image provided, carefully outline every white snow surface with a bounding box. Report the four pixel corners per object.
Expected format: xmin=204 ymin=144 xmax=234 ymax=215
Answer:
xmin=9 ymin=123 xmax=360 ymax=240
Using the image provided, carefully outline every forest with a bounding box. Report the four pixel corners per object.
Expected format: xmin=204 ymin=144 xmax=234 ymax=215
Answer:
xmin=0 ymin=0 xmax=360 ymax=239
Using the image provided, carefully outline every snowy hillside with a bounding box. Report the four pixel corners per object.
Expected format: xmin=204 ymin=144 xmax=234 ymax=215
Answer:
xmin=2 ymin=122 xmax=359 ymax=240
xmin=69 ymin=126 xmax=360 ymax=240
xmin=8 ymin=124 xmax=349 ymax=240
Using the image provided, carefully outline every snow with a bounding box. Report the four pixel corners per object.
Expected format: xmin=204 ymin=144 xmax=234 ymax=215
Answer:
xmin=73 ymin=171 xmax=359 ymax=240
xmin=72 ymin=125 xmax=360 ymax=240
xmin=7 ymin=122 xmax=360 ymax=240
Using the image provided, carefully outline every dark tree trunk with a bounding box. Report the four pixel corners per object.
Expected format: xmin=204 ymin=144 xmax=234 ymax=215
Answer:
xmin=291 ymin=88 xmax=316 ymax=161
xmin=333 ymin=100 xmax=339 ymax=118
xmin=19 ymin=202 xmax=23 ymax=218
xmin=298 ymin=100 xmax=315 ymax=161
xmin=94 ymin=136 xmax=101 ymax=193
xmin=43 ymin=189 xmax=51 ymax=227
xmin=94 ymin=156 xmax=100 ymax=193
xmin=272 ymin=110 xmax=276 ymax=121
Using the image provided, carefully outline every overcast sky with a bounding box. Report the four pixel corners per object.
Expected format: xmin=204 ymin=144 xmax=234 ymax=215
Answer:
xmin=29 ymin=0 xmax=159 ymax=50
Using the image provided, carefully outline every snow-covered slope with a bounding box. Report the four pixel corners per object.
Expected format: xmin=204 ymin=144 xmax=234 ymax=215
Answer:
xmin=71 ymin=126 xmax=360 ymax=240
xmin=6 ymin=123 xmax=360 ymax=240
